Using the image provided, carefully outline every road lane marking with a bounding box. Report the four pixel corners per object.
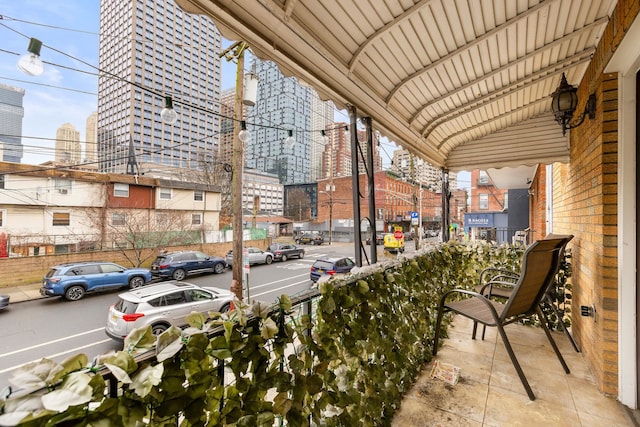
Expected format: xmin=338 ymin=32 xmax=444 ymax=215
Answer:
xmin=244 ymin=272 xmax=308 ymax=291
xmin=0 ymin=339 xmax=113 ymax=374
xmin=0 ymin=328 xmax=106 ymax=359
xmin=249 ymin=279 xmax=312 ymax=301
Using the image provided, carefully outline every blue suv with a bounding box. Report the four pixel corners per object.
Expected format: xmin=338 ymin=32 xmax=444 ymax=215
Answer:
xmin=150 ymin=251 xmax=227 ymax=280
xmin=41 ymin=262 xmax=152 ymax=301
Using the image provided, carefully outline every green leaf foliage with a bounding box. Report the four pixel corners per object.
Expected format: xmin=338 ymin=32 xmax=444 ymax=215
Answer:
xmin=0 ymin=241 xmax=571 ymax=426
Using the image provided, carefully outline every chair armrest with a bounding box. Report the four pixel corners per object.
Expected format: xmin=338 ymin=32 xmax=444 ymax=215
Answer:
xmin=479 ymin=267 xmax=519 ymax=285
xmin=477 ymin=279 xmax=517 ymax=297
xmin=439 ymin=288 xmax=503 ymax=321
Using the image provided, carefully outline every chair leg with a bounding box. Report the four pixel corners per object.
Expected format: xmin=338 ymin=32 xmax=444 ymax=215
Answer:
xmin=472 ymin=320 xmax=478 ymax=339
xmin=495 ymin=323 xmax=536 ymax=400
xmin=543 ymin=295 xmax=580 ymax=352
xmin=433 ymin=305 xmax=445 ymax=356
xmin=536 ymin=307 xmax=571 ymax=374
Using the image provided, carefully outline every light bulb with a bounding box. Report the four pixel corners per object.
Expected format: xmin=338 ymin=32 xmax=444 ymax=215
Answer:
xmin=238 ymin=120 xmax=251 ymax=142
xmin=161 ymin=96 xmax=177 ymax=125
xmin=18 ymin=38 xmax=44 ymax=76
xmin=285 ymin=130 xmax=295 ymax=149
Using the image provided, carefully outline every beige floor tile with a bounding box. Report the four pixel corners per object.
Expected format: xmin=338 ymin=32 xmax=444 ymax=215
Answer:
xmin=391 ymin=406 xmax=482 ymax=427
xmin=560 ymin=351 xmax=596 ymax=384
xmin=401 ymin=360 xmax=489 ymax=424
xmin=568 ymin=377 xmax=631 ymax=424
xmin=577 ymin=410 xmax=634 ymax=427
xmin=491 ymin=339 xmax=571 ymax=376
xmin=483 ymin=386 xmax=581 ymax=427
xmin=488 ymin=359 xmax=574 ymax=406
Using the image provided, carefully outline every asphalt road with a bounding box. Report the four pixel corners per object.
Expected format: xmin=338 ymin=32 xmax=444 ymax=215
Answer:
xmin=0 ymin=243 xmax=355 ymax=387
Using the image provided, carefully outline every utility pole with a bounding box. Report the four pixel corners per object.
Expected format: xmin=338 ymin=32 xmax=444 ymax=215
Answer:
xmin=220 ymin=41 xmax=248 ymax=301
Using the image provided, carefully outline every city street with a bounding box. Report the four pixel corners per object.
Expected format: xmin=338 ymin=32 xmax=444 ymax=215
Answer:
xmin=0 ymin=243 xmax=358 ymax=387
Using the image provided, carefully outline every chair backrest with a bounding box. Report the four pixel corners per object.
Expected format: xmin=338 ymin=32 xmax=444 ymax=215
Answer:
xmin=500 ymin=237 xmax=569 ymax=320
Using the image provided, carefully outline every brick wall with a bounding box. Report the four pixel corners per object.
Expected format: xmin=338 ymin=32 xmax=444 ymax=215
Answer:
xmin=550 ymin=0 xmax=639 ymax=397
xmin=528 ymin=167 xmax=546 ymax=242
xmin=552 ymin=73 xmax=619 ymax=397
xmin=0 ymin=239 xmax=269 ymax=290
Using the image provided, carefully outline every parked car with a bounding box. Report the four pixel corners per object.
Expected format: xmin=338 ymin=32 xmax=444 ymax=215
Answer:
xmin=105 ymin=281 xmax=233 ymax=341
xmin=296 ymin=233 xmax=325 ymax=245
xmin=365 ymin=233 xmax=385 ymax=245
xmin=268 ymin=243 xmax=305 ymax=261
xmin=310 ymin=257 xmax=356 ymax=283
xmin=0 ymin=294 xmax=9 ymax=310
xmin=403 ymin=231 xmax=414 ymax=241
xmin=150 ymin=250 xmax=227 ymax=281
xmin=41 ymin=261 xmax=153 ymax=301
xmin=424 ymin=229 xmax=439 ymax=238
xmin=225 ymin=247 xmax=274 ymax=267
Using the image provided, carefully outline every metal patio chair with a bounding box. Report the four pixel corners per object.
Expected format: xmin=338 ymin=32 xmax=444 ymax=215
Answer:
xmin=476 ymin=234 xmax=579 ymax=352
xmin=432 ymin=237 xmax=571 ymax=400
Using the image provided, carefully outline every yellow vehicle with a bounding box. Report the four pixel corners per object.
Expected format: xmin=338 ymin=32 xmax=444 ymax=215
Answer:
xmin=383 ymin=233 xmax=405 ymax=253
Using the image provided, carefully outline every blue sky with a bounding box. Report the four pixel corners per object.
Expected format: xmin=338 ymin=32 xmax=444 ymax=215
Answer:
xmin=0 ymin=1 xmax=468 ymax=185
xmin=0 ymin=0 xmax=239 ymax=165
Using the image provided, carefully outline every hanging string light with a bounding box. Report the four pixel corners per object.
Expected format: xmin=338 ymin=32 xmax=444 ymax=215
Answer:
xmin=18 ymin=38 xmax=44 ymax=76
xmin=238 ymin=120 xmax=251 ymax=142
xmin=284 ymin=129 xmax=295 ymax=149
xmin=160 ymin=96 xmax=178 ymax=125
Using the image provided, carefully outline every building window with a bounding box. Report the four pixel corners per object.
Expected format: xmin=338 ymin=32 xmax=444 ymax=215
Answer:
xmin=114 ymin=183 xmax=129 ymax=197
xmin=112 ymin=213 xmax=126 ymax=226
xmin=0 ymin=210 xmax=4 ymax=226
xmin=192 ymin=213 xmax=202 ymax=225
xmin=479 ymin=194 xmax=489 ymax=210
xmin=478 ymin=171 xmax=489 ymax=185
xmin=159 ymin=188 xmax=172 ymax=200
xmin=0 ymin=174 xmax=4 ymax=189
xmin=52 ymin=212 xmax=70 ymax=226
xmin=55 ymin=179 xmax=72 ymax=195
xmin=194 ymin=190 xmax=204 ymax=201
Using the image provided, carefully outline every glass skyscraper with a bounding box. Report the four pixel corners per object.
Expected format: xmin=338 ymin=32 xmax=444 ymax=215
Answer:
xmin=246 ymin=60 xmax=317 ymax=185
xmin=0 ymin=83 xmax=25 ymax=163
xmin=97 ymin=0 xmax=222 ymax=174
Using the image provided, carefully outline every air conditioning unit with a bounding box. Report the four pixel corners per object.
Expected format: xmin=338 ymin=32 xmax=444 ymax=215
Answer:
xmin=58 ymin=188 xmax=68 ymax=194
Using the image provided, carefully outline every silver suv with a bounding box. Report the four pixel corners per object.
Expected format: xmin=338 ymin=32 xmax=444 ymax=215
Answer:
xmin=105 ymin=281 xmax=233 ymax=341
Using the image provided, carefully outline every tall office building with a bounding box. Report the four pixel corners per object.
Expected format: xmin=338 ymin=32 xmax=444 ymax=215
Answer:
xmin=55 ymin=123 xmax=81 ymax=164
xmin=246 ymin=60 xmax=319 ymax=185
xmin=217 ymin=88 xmax=235 ymax=166
xmin=322 ymin=123 xmax=351 ymax=179
xmin=0 ymin=83 xmax=25 ymax=163
xmin=310 ymin=92 xmax=334 ymax=182
xmin=321 ymin=124 xmax=383 ymax=180
xmin=97 ymin=0 xmax=222 ymax=174
xmin=391 ymin=148 xmax=457 ymax=190
xmin=84 ymin=111 xmax=98 ymax=164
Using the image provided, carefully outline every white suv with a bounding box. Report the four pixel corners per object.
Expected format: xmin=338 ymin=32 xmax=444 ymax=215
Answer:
xmin=105 ymin=281 xmax=232 ymax=341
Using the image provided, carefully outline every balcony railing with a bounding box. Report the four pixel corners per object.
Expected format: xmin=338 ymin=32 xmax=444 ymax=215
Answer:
xmin=0 ymin=241 xmax=570 ymax=426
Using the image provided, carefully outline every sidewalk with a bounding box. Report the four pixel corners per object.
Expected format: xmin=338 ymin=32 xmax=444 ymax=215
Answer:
xmin=1 ymin=283 xmax=45 ymax=304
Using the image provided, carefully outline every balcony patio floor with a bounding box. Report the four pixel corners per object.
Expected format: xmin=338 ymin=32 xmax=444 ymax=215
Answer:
xmin=391 ymin=315 xmax=634 ymax=426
